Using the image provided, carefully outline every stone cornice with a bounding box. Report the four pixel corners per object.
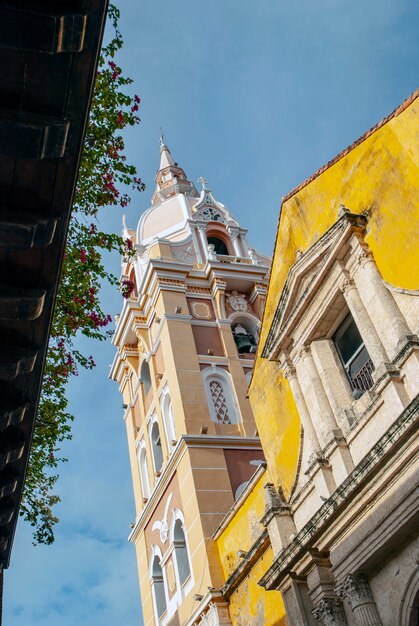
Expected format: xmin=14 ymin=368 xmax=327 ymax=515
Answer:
xmin=259 ymin=395 xmax=419 ymax=590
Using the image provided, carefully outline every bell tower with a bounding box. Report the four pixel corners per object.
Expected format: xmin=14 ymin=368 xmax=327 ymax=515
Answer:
xmin=110 ymin=138 xmax=270 ymax=625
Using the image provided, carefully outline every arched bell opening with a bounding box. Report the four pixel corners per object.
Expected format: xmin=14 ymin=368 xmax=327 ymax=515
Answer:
xmin=207 ymin=236 xmax=229 ymax=255
xmin=230 ymin=315 xmax=259 ymax=354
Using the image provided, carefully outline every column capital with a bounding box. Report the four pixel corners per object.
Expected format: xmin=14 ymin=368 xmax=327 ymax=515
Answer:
xmin=283 ymin=362 xmax=297 ymax=379
xmin=357 ymin=247 xmax=374 ymax=267
xmin=300 ymin=344 xmax=312 ymax=359
xmin=336 ymin=573 xmax=371 ymax=604
xmin=336 ymin=574 xmax=382 ymax=624
xmin=226 ymin=224 xmax=240 ymax=238
xmin=313 ymin=597 xmax=347 ymax=626
xmin=340 ymin=276 xmax=356 ymax=294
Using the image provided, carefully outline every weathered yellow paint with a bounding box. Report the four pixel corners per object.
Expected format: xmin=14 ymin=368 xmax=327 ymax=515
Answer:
xmin=216 ymin=473 xmax=265 ymax=579
xmin=215 ymin=472 xmax=287 ymax=625
xmin=250 ymin=91 xmax=419 ymax=496
xmin=228 ymin=551 xmax=286 ymax=626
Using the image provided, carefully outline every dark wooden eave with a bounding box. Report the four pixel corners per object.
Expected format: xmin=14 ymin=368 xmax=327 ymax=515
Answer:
xmin=0 ymin=0 xmax=108 ymax=571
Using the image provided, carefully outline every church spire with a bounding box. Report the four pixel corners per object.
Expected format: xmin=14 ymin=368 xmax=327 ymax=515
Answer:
xmin=159 ymin=129 xmax=175 ymax=169
xmin=152 ymin=132 xmax=198 ymax=205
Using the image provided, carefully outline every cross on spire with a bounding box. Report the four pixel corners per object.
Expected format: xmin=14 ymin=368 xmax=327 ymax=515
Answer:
xmin=197 ymin=176 xmax=209 ymax=191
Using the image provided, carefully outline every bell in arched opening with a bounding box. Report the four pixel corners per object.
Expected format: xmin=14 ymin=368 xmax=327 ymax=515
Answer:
xmin=207 ymin=236 xmax=229 ymax=256
xmin=232 ymin=323 xmax=256 ymax=354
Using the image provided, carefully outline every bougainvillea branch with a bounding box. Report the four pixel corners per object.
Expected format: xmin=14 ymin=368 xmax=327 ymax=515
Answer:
xmin=21 ymin=4 xmax=144 ymax=545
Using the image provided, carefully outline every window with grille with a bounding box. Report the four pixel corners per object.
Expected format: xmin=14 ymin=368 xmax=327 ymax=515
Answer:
xmin=209 ymin=379 xmax=232 ymax=424
xmin=333 ymin=313 xmax=374 ymax=392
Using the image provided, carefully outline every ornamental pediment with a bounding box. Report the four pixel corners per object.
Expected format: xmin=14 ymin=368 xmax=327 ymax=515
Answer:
xmin=193 ymin=186 xmax=231 ymax=224
xmin=194 ymin=205 xmax=227 ymax=223
xmin=263 ymin=211 xmax=367 ymax=359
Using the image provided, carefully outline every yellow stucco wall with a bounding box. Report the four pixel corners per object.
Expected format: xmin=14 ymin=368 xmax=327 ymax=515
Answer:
xmin=216 ymin=472 xmax=287 ymax=625
xmin=250 ymin=92 xmax=419 ymax=495
xmin=228 ymin=552 xmax=286 ymax=626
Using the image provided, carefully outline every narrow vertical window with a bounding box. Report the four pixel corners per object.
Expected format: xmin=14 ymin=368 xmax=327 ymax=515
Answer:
xmin=151 ymin=421 xmax=163 ymax=473
xmin=152 ymin=555 xmax=167 ymax=619
xmin=138 ymin=445 xmax=150 ymax=500
xmin=161 ymin=391 xmax=176 ymax=449
xmin=173 ymin=519 xmax=191 ymax=586
xmin=333 ymin=313 xmax=374 ymax=392
xmin=140 ymin=361 xmax=152 ymax=395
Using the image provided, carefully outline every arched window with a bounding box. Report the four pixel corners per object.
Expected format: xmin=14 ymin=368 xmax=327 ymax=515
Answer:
xmin=151 ymin=551 xmax=167 ymax=620
xmin=140 ymin=361 xmax=152 ymax=395
xmin=202 ymin=367 xmax=240 ymax=425
xmin=173 ymin=519 xmax=191 ymax=586
xmin=207 ymin=236 xmax=229 ymax=255
xmin=137 ymin=442 xmax=150 ymax=500
xmin=150 ymin=419 xmax=163 ymax=473
xmin=161 ymin=388 xmax=176 ymax=450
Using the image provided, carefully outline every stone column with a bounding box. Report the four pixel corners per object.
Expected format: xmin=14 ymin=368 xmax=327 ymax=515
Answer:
xmin=311 ymin=340 xmax=355 ymax=428
xmin=341 ymin=277 xmax=389 ymax=368
xmin=283 ymin=360 xmax=322 ymax=458
xmin=356 ymin=250 xmax=415 ymax=352
xmin=336 ymin=574 xmax=382 ymax=626
xmin=189 ymin=223 xmax=204 ymax=263
xmin=227 ymin=225 xmax=242 ymax=257
xmin=196 ymin=223 xmax=209 ymax=261
xmin=313 ymin=597 xmax=348 ymax=626
xmin=300 ymin=346 xmax=340 ymax=445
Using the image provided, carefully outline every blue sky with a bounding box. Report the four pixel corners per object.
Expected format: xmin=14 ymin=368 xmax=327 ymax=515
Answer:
xmin=4 ymin=1 xmax=419 ymax=625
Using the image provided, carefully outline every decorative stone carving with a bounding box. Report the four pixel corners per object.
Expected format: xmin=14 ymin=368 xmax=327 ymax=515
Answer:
xmin=191 ymin=301 xmax=212 ymax=320
xmin=312 ymin=597 xmax=348 ymax=626
xmin=195 ymin=205 xmax=226 ymax=223
xmin=152 ymin=493 xmax=172 ymax=543
xmin=172 ymin=243 xmax=195 ymax=263
xmin=340 ymin=276 xmax=356 ymax=294
xmin=336 ymin=573 xmax=383 ymax=625
xmin=226 ymin=290 xmax=248 ymax=312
